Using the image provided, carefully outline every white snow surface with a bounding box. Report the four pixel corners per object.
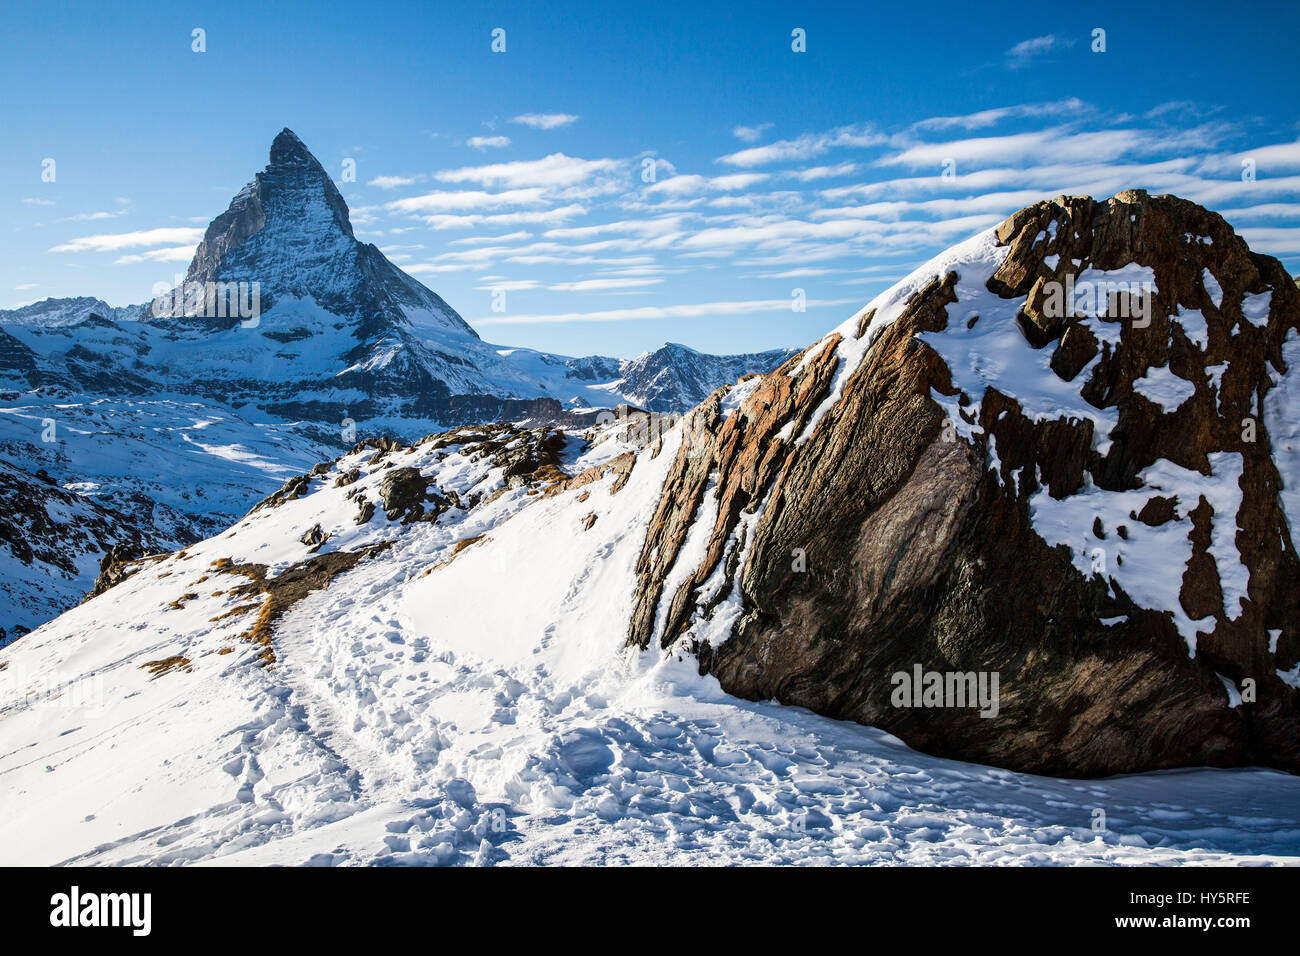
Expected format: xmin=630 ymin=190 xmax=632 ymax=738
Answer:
xmin=783 ymin=222 xmax=1263 ymax=660
xmin=2 ymin=412 xmax=1298 ymax=866
xmin=1132 ymin=364 xmax=1196 ymax=413
xmin=1028 ymin=453 xmax=1248 ymax=655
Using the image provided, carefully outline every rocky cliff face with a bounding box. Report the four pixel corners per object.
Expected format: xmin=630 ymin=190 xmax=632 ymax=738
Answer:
xmin=627 ymin=190 xmax=1300 ymax=777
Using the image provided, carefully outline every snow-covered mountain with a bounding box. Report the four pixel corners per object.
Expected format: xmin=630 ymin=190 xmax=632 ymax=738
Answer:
xmin=1 ymin=129 xmax=791 ymax=426
xmin=610 ymin=342 xmax=799 ymax=412
xmin=3 ymin=190 xmax=1299 ymax=865
xmin=0 ymin=296 xmax=142 ymax=328
xmin=0 ymin=455 xmax=168 ymax=645
xmin=0 ymin=390 xmax=338 ymax=644
xmin=0 ymin=129 xmax=791 ymax=637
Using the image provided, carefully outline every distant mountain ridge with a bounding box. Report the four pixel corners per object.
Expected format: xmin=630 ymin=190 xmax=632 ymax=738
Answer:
xmin=0 ymin=296 xmax=142 ymax=328
xmin=615 ymin=342 xmax=799 ymax=412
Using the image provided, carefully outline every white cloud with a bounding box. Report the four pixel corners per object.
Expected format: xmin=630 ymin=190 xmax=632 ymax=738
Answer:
xmin=1239 ymin=227 xmax=1300 ymax=255
xmin=404 ymin=263 xmax=465 ymax=275
xmin=385 ymin=188 xmax=551 ymax=214
xmin=911 ymin=99 xmax=1090 ymax=131
xmin=717 ymin=125 xmax=884 ymax=167
xmin=511 ymin=113 xmax=579 ymax=130
xmin=113 ymin=245 xmax=198 ymax=265
xmin=1218 ymin=203 xmax=1300 ymax=220
xmin=646 ymin=173 xmax=769 ymax=196
xmin=450 ymin=231 xmax=533 ymax=245
xmin=877 ymin=126 xmax=1230 ymax=169
xmin=416 ymin=205 xmax=590 ymax=230
xmin=1145 ymin=101 xmax=1201 ymax=119
xmin=791 ymin=163 xmax=859 ymax=181
xmin=745 ymin=267 xmax=836 ymax=279
xmin=505 ymin=254 xmax=656 ymax=267
xmin=22 ymin=198 xmax=55 ymax=206
xmin=368 ymin=175 xmax=418 ymax=189
xmin=50 ymin=227 xmax=204 ymax=253
xmin=474 ymin=279 xmax=541 ymax=291
xmin=435 ymin=154 xmax=621 ymax=189
xmin=467 ymin=136 xmax=512 ymax=149
xmin=547 ymin=277 xmax=663 ymax=292
xmin=1005 ymin=35 xmax=1059 ymax=69
xmin=59 ymin=210 xmax=126 ymax=222
xmin=733 ymin=123 xmax=774 ymax=143
xmin=545 ymin=217 xmax=689 ymax=241
xmin=1198 ymin=139 xmax=1300 ymax=175
xmin=475 ymin=296 xmax=859 ymax=325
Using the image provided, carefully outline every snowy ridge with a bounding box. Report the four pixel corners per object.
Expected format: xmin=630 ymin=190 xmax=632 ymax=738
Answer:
xmin=611 ymin=342 xmax=800 ymax=413
xmin=0 ymin=456 xmax=165 ymax=644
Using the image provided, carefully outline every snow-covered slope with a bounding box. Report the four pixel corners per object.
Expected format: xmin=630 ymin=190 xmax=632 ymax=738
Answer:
xmin=0 ymin=393 xmax=339 ymax=532
xmin=2 ymin=406 xmax=1299 ymax=865
xmin=0 ymin=389 xmax=338 ymax=639
xmin=0 ymin=456 xmax=168 ymax=645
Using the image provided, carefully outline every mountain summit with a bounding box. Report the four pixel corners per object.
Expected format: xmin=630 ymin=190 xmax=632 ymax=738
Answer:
xmin=5 ymin=129 xmax=796 ymax=427
xmin=148 ymin=128 xmax=475 ymax=341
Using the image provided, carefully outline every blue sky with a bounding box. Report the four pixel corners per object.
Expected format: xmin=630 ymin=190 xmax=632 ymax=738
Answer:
xmin=3 ymin=0 xmax=1298 ymax=358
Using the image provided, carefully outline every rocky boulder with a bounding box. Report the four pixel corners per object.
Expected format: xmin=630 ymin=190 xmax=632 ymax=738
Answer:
xmin=377 ymin=467 xmax=448 ymax=523
xmin=628 ymin=191 xmax=1300 ymax=777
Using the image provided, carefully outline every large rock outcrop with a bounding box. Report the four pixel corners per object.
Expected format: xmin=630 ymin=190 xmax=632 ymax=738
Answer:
xmin=628 ymin=190 xmax=1300 ymax=777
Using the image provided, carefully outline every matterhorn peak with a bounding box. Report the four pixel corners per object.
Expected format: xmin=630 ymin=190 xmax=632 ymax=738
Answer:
xmin=145 ymin=128 xmax=474 ymax=341
xmin=269 ymin=127 xmax=315 ymax=166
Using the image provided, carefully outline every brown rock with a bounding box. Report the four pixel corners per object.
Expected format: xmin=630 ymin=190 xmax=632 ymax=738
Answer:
xmin=1050 ymin=322 xmax=1100 ymax=381
xmin=627 ymin=191 xmax=1300 ymax=777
